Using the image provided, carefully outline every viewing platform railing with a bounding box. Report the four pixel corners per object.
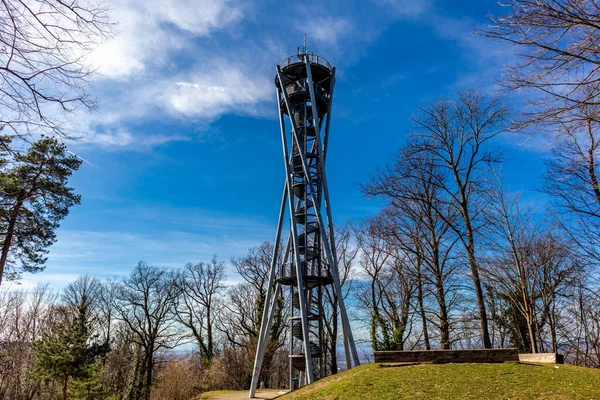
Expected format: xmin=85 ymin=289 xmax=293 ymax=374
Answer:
xmin=280 ymin=53 xmax=331 ymax=70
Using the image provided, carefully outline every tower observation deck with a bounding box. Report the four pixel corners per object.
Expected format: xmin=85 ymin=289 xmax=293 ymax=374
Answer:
xmin=249 ymin=46 xmax=360 ymax=398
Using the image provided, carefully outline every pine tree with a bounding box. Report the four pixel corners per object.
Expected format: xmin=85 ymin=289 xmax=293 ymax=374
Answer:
xmin=0 ymin=137 xmax=82 ymax=286
xmin=32 ymin=295 xmax=110 ymax=400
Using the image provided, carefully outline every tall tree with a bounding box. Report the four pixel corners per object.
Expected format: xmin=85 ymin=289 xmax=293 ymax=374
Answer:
xmin=0 ymin=137 xmax=81 ymax=286
xmin=113 ymin=262 xmax=180 ymax=400
xmin=480 ymin=1 xmax=600 ymax=272
xmin=175 ymin=256 xmax=226 ymax=363
xmin=409 ymin=89 xmax=509 ymax=348
xmin=223 ymin=242 xmax=286 ymax=387
xmin=323 ymin=225 xmax=357 ymax=374
xmin=353 ymin=218 xmax=415 ymax=351
xmin=32 ymin=294 xmax=109 ymax=400
xmin=363 ymin=144 xmax=459 ymax=349
xmin=482 ymin=178 xmax=542 ymax=352
xmin=541 ymin=106 xmax=600 ymax=265
xmin=483 ymin=173 xmax=577 ymax=352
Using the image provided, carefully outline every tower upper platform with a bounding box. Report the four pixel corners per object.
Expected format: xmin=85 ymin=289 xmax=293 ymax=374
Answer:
xmin=275 ymin=48 xmax=334 ymax=116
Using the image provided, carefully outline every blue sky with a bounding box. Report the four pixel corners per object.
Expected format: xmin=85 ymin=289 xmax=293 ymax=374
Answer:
xmin=13 ymin=0 xmax=551 ymax=290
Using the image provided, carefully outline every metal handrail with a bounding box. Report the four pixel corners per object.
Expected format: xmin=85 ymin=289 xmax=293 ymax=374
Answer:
xmin=280 ymin=53 xmax=331 ymax=70
xmin=279 ymin=262 xmax=332 ymax=279
xmin=284 ymin=79 xmax=328 ymax=98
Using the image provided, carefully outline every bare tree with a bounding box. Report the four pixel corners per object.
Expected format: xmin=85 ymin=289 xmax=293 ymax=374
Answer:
xmin=323 ymin=225 xmax=358 ymax=373
xmin=483 ymin=173 xmax=577 ymax=352
xmin=479 ymin=0 xmax=600 ymax=121
xmin=63 ymin=274 xmax=101 ymax=312
xmin=409 ymin=89 xmax=509 ymax=348
xmin=175 ymin=256 xmax=226 ymax=363
xmin=561 ymin=270 xmax=600 ymax=367
xmin=363 ymin=144 xmax=460 ymax=349
xmin=221 ymin=242 xmax=286 ymax=388
xmin=541 ymin=103 xmax=600 ymax=265
xmin=0 ymin=283 xmax=55 ymax=399
xmin=480 ymin=1 xmax=600 ymax=274
xmin=482 ymin=176 xmax=542 ymax=352
xmin=98 ymin=278 xmax=120 ymax=345
xmin=113 ymin=262 xmax=180 ymax=400
xmin=352 ymin=218 xmax=390 ymax=352
xmin=353 ymin=217 xmax=416 ymax=351
xmin=0 ymin=0 xmax=111 ymax=137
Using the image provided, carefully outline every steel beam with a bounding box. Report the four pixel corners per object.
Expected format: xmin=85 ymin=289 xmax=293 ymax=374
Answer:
xmin=249 ymin=182 xmax=287 ymax=398
xmin=275 ymin=80 xmax=315 ymax=383
xmin=322 ymin=68 xmax=336 ymax=164
xmin=304 ymin=59 xmax=360 ymax=368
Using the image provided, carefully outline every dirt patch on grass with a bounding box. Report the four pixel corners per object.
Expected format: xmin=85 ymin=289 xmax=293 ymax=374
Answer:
xmin=379 ymin=362 xmax=421 ymax=368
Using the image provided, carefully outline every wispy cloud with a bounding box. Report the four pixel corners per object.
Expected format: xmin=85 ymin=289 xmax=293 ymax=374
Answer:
xmin=297 ymin=17 xmax=354 ymax=47
xmin=375 ymin=0 xmax=434 ymax=18
xmin=18 ymin=205 xmax=275 ymax=290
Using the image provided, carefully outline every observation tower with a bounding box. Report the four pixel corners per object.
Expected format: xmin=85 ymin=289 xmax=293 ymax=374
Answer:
xmin=249 ymin=44 xmax=360 ymax=398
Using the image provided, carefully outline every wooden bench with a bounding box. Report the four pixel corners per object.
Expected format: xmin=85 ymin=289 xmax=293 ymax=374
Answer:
xmin=374 ymin=348 xmax=519 ymax=364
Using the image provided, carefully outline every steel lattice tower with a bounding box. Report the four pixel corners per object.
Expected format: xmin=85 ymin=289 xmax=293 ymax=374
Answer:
xmin=249 ymin=45 xmax=360 ymax=398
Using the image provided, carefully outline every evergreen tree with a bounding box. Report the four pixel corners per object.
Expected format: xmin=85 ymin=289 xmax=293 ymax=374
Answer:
xmin=32 ymin=295 xmax=110 ymax=400
xmin=68 ymin=362 xmax=109 ymax=400
xmin=0 ymin=137 xmax=82 ymax=286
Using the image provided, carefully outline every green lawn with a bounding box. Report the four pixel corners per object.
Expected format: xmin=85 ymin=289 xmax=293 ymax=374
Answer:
xmin=277 ymin=362 xmax=600 ymax=400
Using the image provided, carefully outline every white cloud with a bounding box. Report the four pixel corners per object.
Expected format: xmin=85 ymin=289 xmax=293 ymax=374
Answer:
xmin=158 ymin=64 xmax=272 ymax=119
xmin=73 ymin=0 xmax=280 ymax=148
xmin=90 ymin=0 xmax=244 ymax=79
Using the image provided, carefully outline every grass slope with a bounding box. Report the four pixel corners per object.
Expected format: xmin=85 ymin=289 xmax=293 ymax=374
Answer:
xmin=278 ymin=362 xmax=600 ymax=400
xmin=194 ymin=389 xmax=282 ymax=399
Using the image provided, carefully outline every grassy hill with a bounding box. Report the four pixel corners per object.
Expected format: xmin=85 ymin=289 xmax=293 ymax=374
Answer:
xmin=275 ymin=362 xmax=600 ymax=400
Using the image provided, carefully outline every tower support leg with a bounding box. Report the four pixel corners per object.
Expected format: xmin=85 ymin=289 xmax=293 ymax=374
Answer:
xmin=304 ymin=59 xmax=360 ymax=368
xmin=249 ymin=184 xmax=288 ymax=398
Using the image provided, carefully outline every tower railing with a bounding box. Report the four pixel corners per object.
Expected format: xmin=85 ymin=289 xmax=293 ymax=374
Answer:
xmin=280 ymin=53 xmax=332 ymax=70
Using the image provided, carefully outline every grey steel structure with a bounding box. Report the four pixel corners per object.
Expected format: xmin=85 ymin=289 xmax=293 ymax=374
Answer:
xmin=249 ymin=46 xmax=360 ymax=398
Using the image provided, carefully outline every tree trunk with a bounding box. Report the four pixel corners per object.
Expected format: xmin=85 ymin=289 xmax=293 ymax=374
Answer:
xmin=0 ymin=201 xmax=22 ymax=287
xmin=62 ymin=375 xmax=68 ymax=400
xmin=465 ymin=226 xmax=492 ymax=348
xmin=144 ymin=350 xmax=153 ymax=400
xmin=330 ymin=337 xmax=338 ymax=374
xmin=330 ymin=298 xmax=338 ymax=374
xmin=435 ymin=273 xmax=450 ymax=350
xmin=416 ymin=262 xmax=431 ymax=350
xmin=550 ymin=298 xmax=558 ymax=353
xmin=370 ymin=279 xmax=380 ymax=350
xmin=207 ymin=304 xmax=213 ymax=360
xmin=431 ymin=239 xmax=450 ymax=350
xmin=526 ymin=318 xmax=537 ymax=353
